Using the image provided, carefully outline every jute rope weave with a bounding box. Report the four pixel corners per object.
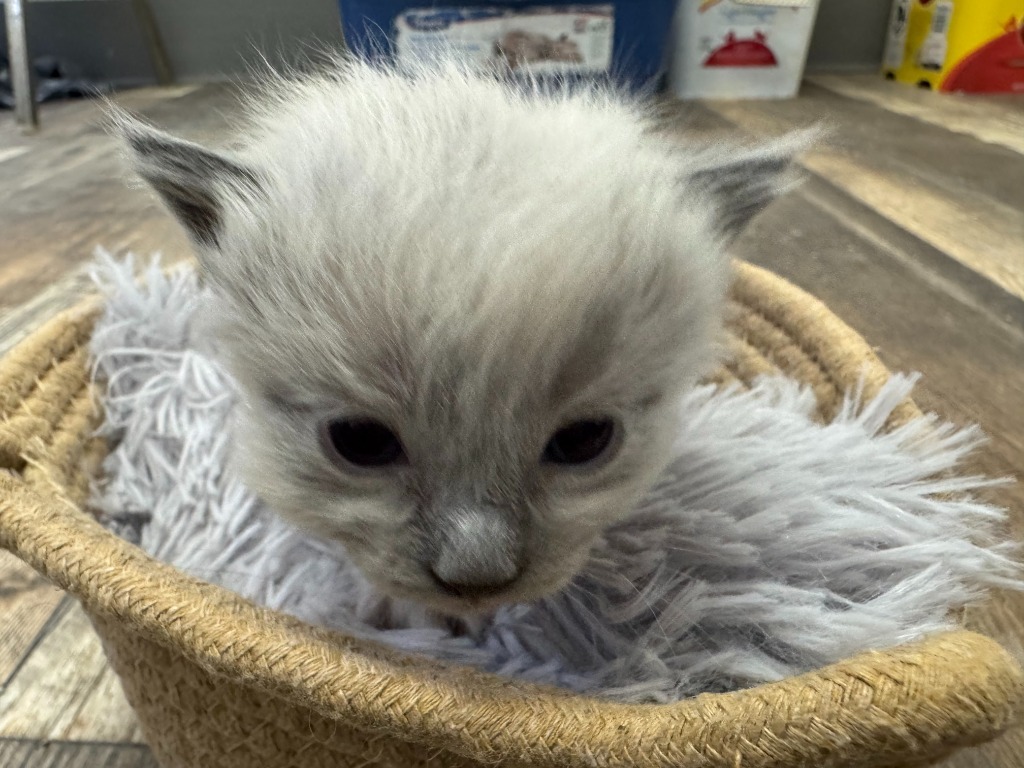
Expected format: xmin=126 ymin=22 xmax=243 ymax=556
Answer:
xmin=0 ymin=261 xmax=1020 ymax=768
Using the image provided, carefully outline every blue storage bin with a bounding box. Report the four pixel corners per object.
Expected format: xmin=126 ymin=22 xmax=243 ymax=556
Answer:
xmin=338 ymin=2 xmax=678 ymax=92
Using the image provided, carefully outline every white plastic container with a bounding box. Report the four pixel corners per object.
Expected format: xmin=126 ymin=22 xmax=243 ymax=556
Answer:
xmin=668 ymin=0 xmax=821 ymax=100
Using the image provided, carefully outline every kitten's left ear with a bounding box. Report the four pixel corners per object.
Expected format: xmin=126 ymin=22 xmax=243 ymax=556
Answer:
xmin=688 ymin=127 xmax=818 ymax=241
xmin=111 ymin=110 xmax=263 ymax=249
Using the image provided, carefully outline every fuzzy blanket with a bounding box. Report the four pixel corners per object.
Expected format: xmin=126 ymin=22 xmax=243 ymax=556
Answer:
xmin=87 ymin=253 xmax=1021 ymax=703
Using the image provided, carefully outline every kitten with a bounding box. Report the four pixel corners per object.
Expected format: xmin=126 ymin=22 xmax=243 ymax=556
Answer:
xmin=117 ymin=57 xmax=810 ymax=615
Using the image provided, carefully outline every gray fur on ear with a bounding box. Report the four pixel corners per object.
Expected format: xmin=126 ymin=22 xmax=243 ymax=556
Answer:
xmin=690 ymin=128 xmax=818 ymax=240
xmin=113 ymin=113 xmax=262 ymax=248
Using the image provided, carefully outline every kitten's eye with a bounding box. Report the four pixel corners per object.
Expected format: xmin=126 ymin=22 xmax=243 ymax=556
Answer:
xmin=543 ymin=418 xmax=617 ymax=466
xmin=321 ymin=418 xmax=405 ymax=468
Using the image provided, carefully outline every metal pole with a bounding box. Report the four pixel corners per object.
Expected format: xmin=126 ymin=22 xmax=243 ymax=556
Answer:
xmin=131 ymin=0 xmax=174 ymax=85
xmin=4 ymin=0 xmax=39 ymax=130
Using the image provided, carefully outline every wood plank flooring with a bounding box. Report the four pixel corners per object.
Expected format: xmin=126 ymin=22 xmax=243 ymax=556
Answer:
xmin=1 ymin=76 xmax=1022 ymax=767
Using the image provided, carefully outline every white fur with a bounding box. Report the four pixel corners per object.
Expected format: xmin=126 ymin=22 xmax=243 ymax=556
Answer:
xmin=115 ymin=57 xmax=811 ymax=611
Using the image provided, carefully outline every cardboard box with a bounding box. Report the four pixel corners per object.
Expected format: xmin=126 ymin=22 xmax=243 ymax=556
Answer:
xmin=668 ymin=0 xmax=821 ymax=100
xmin=882 ymin=0 xmax=1024 ymax=93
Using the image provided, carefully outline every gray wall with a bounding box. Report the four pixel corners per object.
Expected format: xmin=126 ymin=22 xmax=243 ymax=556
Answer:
xmin=807 ymin=0 xmax=892 ymax=74
xmin=1 ymin=0 xmax=344 ymax=85
xmin=1 ymin=0 xmax=889 ymax=87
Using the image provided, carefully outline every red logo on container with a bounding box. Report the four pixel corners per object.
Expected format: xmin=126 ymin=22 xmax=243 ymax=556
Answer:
xmin=704 ymin=31 xmax=778 ymax=68
xmin=941 ymin=18 xmax=1024 ymax=93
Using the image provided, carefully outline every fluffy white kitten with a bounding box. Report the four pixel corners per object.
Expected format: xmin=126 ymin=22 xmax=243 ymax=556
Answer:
xmin=117 ymin=57 xmax=809 ymax=614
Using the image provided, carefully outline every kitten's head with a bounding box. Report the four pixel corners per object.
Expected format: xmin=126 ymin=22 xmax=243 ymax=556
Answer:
xmin=118 ymin=61 xmax=810 ymax=613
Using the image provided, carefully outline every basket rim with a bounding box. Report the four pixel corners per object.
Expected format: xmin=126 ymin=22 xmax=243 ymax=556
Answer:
xmin=1 ymin=260 xmax=1019 ymax=768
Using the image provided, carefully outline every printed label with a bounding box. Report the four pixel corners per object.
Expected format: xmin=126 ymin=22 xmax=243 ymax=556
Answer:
xmin=884 ymin=0 xmax=912 ymax=69
xmin=394 ymin=5 xmax=615 ymax=76
xmin=918 ymin=0 xmax=953 ymax=71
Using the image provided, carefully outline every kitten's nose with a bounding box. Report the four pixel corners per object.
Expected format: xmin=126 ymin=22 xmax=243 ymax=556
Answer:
xmin=429 ymin=564 xmax=521 ymax=598
xmin=428 ymin=506 xmax=522 ymax=598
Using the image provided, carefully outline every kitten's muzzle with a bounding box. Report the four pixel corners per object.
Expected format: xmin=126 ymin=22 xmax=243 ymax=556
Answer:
xmin=425 ymin=505 xmax=524 ymax=599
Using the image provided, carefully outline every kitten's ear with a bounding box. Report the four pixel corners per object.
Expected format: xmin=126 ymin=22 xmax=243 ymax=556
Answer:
xmin=688 ymin=128 xmax=818 ymax=241
xmin=111 ymin=111 xmax=262 ymax=248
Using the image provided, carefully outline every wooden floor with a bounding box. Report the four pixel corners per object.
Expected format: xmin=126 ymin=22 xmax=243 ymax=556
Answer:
xmin=1 ymin=76 xmax=1023 ymax=767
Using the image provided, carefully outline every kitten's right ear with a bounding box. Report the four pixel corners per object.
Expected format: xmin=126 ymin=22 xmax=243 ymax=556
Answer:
xmin=687 ymin=127 xmax=819 ymax=242
xmin=111 ymin=111 xmax=262 ymax=249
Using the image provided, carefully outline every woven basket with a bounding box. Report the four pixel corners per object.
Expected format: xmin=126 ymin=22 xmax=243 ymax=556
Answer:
xmin=1 ymin=261 xmax=1021 ymax=768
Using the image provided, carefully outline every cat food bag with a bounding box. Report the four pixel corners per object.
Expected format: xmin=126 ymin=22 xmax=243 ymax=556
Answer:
xmin=393 ymin=5 xmax=616 ymax=76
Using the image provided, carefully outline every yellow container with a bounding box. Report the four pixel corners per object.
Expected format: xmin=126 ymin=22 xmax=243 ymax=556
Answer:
xmin=882 ymin=0 xmax=1024 ymax=92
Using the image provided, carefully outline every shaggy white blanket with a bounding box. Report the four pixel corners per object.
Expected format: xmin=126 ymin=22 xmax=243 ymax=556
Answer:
xmin=88 ymin=253 xmax=1021 ymax=703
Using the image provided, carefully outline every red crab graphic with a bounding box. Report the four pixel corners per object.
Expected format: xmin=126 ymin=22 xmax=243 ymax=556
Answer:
xmin=703 ymin=31 xmax=778 ymax=68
